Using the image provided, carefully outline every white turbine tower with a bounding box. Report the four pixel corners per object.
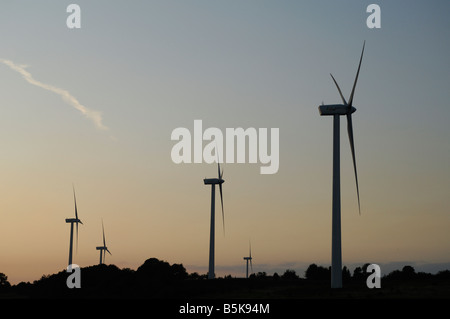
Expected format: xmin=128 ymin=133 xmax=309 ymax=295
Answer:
xmin=318 ymin=41 xmax=365 ymax=288
xmin=96 ymin=219 xmax=111 ymax=265
xmin=243 ymin=241 xmax=253 ymax=279
xmin=203 ymin=161 xmax=225 ymax=279
xmin=65 ymin=186 xmax=83 ymax=269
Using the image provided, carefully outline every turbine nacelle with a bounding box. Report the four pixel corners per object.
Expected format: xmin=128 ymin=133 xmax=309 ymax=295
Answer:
xmin=65 ymin=218 xmax=82 ymax=224
xmin=318 ymin=105 xmax=356 ymax=116
xmin=203 ymin=178 xmax=225 ymax=185
xmin=96 ymin=246 xmax=111 ymax=254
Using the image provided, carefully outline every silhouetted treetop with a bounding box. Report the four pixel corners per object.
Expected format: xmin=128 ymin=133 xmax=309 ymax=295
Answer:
xmin=305 ymin=264 xmax=330 ymax=281
xmin=281 ymin=269 xmax=299 ymax=280
xmin=137 ymin=258 xmax=187 ymax=282
xmin=0 ymin=273 xmax=11 ymax=289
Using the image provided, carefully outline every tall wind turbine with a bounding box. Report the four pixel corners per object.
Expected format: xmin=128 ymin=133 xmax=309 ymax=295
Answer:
xmin=318 ymin=41 xmax=365 ymax=288
xmin=65 ymin=186 xmax=83 ymax=269
xmin=96 ymin=219 xmax=111 ymax=265
xmin=203 ymin=161 xmax=225 ymax=279
xmin=243 ymin=241 xmax=253 ymax=279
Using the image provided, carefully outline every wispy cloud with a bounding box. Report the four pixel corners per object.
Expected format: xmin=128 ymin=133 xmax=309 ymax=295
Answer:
xmin=0 ymin=58 xmax=108 ymax=131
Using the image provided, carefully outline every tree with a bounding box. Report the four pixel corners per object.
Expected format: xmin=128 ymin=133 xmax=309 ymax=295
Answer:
xmin=255 ymin=272 xmax=267 ymax=279
xmin=305 ymin=264 xmax=330 ymax=281
xmin=385 ymin=265 xmax=417 ymax=280
xmin=402 ymin=265 xmax=416 ymax=277
xmin=170 ymin=263 xmax=188 ymax=281
xmin=353 ymin=266 xmax=363 ymax=280
xmin=342 ymin=266 xmax=351 ymax=282
xmin=137 ymin=258 xmax=187 ymax=282
xmin=188 ymin=272 xmax=201 ymax=280
xmin=305 ymin=264 xmax=318 ymax=280
xmin=0 ymin=273 xmax=11 ymax=289
xmin=281 ymin=269 xmax=299 ymax=280
xmin=362 ymin=263 xmax=371 ymax=273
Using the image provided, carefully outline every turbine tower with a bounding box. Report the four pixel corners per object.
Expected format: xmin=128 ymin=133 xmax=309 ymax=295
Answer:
xmin=318 ymin=41 xmax=365 ymax=288
xmin=96 ymin=219 xmax=111 ymax=265
xmin=243 ymin=241 xmax=253 ymax=279
xmin=203 ymin=161 xmax=225 ymax=279
xmin=65 ymin=185 xmax=83 ymax=269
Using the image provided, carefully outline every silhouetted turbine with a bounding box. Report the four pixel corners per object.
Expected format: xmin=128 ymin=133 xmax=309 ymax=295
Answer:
xmin=203 ymin=161 xmax=225 ymax=279
xmin=65 ymin=185 xmax=83 ymax=269
xmin=243 ymin=241 xmax=253 ymax=279
xmin=318 ymin=41 xmax=365 ymax=288
xmin=96 ymin=219 xmax=111 ymax=265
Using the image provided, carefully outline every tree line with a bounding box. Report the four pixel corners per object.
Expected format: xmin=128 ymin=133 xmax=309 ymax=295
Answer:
xmin=1 ymin=258 xmax=450 ymax=298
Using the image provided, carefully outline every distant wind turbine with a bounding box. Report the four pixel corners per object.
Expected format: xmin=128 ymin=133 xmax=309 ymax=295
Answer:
xmin=318 ymin=41 xmax=365 ymax=288
xmin=203 ymin=161 xmax=225 ymax=279
xmin=96 ymin=219 xmax=111 ymax=265
xmin=66 ymin=186 xmax=83 ymax=269
xmin=243 ymin=241 xmax=253 ymax=279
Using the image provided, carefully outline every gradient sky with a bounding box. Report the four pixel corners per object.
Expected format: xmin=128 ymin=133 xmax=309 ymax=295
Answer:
xmin=1 ymin=0 xmax=449 ymax=285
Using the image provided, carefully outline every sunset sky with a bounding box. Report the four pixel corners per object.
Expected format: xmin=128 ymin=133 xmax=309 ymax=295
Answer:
xmin=1 ymin=1 xmax=449 ymax=285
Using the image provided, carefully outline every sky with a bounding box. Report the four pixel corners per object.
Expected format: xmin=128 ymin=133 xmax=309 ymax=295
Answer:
xmin=1 ymin=0 xmax=450 ymax=285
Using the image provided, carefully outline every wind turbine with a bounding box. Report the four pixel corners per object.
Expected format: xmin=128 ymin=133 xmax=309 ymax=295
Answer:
xmin=318 ymin=41 xmax=365 ymax=288
xmin=96 ymin=219 xmax=111 ymax=265
xmin=65 ymin=185 xmax=83 ymax=270
xmin=243 ymin=241 xmax=253 ymax=279
xmin=203 ymin=161 xmax=225 ymax=279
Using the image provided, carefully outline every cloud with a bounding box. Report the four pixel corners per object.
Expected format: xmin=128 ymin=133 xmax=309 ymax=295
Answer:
xmin=0 ymin=58 xmax=108 ymax=131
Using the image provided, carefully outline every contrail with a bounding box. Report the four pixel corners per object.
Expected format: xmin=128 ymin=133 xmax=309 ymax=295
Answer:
xmin=0 ymin=58 xmax=108 ymax=131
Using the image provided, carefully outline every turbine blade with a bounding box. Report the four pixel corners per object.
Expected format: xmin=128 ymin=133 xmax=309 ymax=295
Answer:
xmin=107 ymin=249 xmax=112 ymax=255
xmin=216 ymin=150 xmax=225 ymax=235
xmin=76 ymin=222 xmax=79 ymax=254
xmin=250 ymin=259 xmax=253 ymax=274
xmin=348 ymin=41 xmax=365 ymax=107
xmin=347 ymin=114 xmax=361 ymax=214
xmin=216 ymin=146 xmax=224 ymax=179
xmin=249 ymin=241 xmax=252 ymax=258
xmin=102 ymin=220 xmax=106 ymax=247
xmin=219 ymin=183 xmax=225 ymax=235
xmin=330 ymin=74 xmax=347 ymax=105
xmin=73 ymin=185 xmax=78 ymax=220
